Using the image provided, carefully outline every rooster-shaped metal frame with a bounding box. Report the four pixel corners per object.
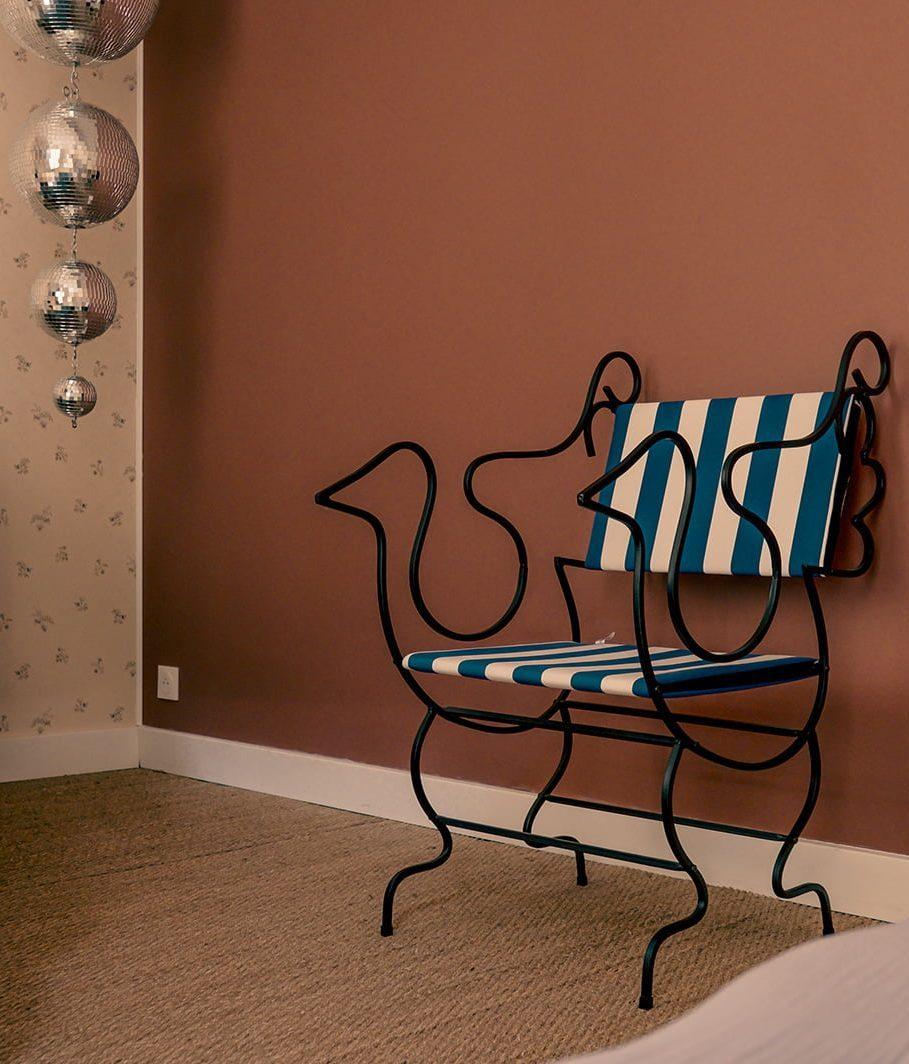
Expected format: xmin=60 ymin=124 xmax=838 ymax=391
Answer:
xmin=315 ymin=330 xmax=890 ymax=1009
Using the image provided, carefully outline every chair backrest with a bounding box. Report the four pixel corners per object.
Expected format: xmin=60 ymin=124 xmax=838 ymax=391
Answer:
xmin=585 ymin=391 xmax=856 ymax=577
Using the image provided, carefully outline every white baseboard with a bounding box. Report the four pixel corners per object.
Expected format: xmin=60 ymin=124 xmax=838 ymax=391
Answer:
xmin=0 ymin=727 xmax=139 ymax=783
xmin=138 ymin=725 xmax=909 ymax=923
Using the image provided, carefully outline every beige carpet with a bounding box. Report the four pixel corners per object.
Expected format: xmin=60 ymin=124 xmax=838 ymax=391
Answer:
xmin=0 ymin=769 xmax=870 ymax=1063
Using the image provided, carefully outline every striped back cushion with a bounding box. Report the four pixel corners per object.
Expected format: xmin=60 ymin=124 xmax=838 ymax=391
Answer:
xmin=585 ymin=392 xmax=854 ymax=577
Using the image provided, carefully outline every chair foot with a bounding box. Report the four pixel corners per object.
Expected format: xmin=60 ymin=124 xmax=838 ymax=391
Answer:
xmin=816 ymin=885 xmax=835 ymax=935
xmin=380 ymin=706 xmax=454 ymax=937
xmin=380 ymin=832 xmax=453 ymax=938
xmin=771 ymin=733 xmax=833 ymax=939
xmin=639 ymin=741 xmax=709 ymax=1009
xmin=575 ymin=849 xmax=588 ymax=887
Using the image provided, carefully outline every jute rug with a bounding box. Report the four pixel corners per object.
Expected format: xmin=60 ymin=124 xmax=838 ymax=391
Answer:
xmin=0 ymin=769 xmax=869 ymax=1063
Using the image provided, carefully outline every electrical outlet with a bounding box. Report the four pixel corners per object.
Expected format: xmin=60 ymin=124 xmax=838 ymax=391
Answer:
xmin=157 ymin=665 xmax=179 ymax=701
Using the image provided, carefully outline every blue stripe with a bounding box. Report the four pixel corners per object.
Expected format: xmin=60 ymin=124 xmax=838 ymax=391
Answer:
xmin=585 ymin=404 xmax=633 ymax=569
xmin=510 ymin=648 xmax=689 ymax=687
xmin=624 ymin=401 xmax=684 ymax=571
xmin=788 ymin=392 xmax=839 ymax=575
xmin=631 ymin=657 xmax=816 ymax=698
xmin=730 ymin=394 xmax=792 ymax=575
xmin=679 ymin=397 xmax=736 ymax=574
xmin=403 ymin=639 xmax=816 ymax=698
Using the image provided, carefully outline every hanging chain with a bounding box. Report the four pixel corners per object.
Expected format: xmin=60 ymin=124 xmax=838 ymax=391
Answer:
xmin=62 ymin=63 xmax=79 ymax=100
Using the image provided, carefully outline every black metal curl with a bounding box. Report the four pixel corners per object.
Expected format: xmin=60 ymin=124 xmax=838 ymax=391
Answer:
xmin=314 ymin=353 xmax=641 ymax=732
xmin=406 ymin=350 xmax=640 ymax=641
xmin=577 ymin=469 xmax=831 ymax=770
xmin=668 ymin=330 xmax=890 ymax=661
xmin=314 ymin=441 xmax=541 ymax=733
xmin=317 ymin=351 xmax=641 ymax=646
xmin=824 ymin=390 xmax=886 ymax=578
xmin=575 ymin=330 xmax=891 ymax=768
xmin=836 ymin=328 xmax=890 ymax=397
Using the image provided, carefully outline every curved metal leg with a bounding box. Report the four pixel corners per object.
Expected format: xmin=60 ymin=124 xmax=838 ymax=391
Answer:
xmin=639 ymin=741 xmax=709 ymax=1010
xmin=522 ymin=703 xmax=588 ymax=886
xmin=771 ymin=732 xmax=834 ymax=935
xmin=381 ymin=707 xmax=453 ymax=937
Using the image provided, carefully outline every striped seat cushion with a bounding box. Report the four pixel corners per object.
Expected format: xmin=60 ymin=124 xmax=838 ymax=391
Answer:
xmin=402 ymin=641 xmax=817 ymax=699
xmin=585 ymin=392 xmax=854 ymax=576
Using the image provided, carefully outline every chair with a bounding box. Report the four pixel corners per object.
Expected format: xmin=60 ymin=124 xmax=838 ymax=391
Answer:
xmin=315 ymin=330 xmax=890 ymax=1009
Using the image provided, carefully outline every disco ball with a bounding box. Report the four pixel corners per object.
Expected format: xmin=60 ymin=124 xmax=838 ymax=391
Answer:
xmin=31 ymin=259 xmax=117 ymax=345
xmin=53 ymin=373 xmax=97 ymax=426
xmin=10 ymin=100 xmax=139 ymax=228
xmin=0 ymin=0 xmax=160 ymax=66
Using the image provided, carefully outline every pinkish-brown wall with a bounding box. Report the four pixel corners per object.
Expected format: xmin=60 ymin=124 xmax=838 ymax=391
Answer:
xmin=143 ymin=1 xmax=907 ymax=853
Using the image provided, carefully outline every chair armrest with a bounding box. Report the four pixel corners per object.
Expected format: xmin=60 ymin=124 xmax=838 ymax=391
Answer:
xmin=576 ymin=428 xmax=785 ymax=664
xmin=316 ymin=353 xmax=644 ymax=645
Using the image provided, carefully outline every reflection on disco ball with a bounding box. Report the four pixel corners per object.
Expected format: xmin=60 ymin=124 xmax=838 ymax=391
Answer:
xmin=53 ymin=373 xmax=97 ymax=427
xmin=31 ymin=259 xmax=117 ymax=345
xmin=10 ymin=100 xmax=139 ymax=228
xmin=0 ymin=0 xmax=160 ymax=66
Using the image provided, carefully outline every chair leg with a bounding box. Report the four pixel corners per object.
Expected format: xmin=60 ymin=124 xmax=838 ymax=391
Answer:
xmin=771 ymin=731 xmax=834 ymax=936
xmin=381 ymin=707 xmax=453 ymax=937
xmin=522 ymin=703 xmax=588 ymax=886
xmin=639 ymin=741 xmax=709 ymax=1010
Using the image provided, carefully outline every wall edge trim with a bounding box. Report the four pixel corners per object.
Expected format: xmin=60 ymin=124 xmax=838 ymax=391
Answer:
xmin=0 ymin=727 xmax=139 ymax=783
xmin=138 ymin=726 xmax=909 ymax=923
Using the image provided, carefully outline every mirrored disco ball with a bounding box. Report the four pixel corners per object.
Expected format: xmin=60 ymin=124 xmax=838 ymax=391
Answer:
xmin=53 ymin=373 xmax=97 ymax=426
xmin=31 ymin=259 xmax=117 ymax=345
xmin=0 ymin=0 xmax=160 ymax=66
xmin=10 ymin=100 xmax=139 ymax=228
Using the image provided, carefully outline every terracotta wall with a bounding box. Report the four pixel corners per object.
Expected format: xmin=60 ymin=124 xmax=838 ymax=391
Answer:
xmin=0 ymin=46 xmax=138 ymax=739
xmin=144 ymin=1 xmax=907 ymax=854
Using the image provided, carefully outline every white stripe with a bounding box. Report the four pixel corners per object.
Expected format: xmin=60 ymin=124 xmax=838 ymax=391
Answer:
xmin=598 ymin=404 xmax=659 ymax=570
xmin=406 ymin=640 xmax=799 ymax=699
xmin=817 ymin=395 xmax=854 ymax=570
xmin=649 ymin=399 xmax=711 ymax=573
xmin=701 ymin=396 xmax=765 ymax=575
xmin=759 ymin=392 xmax=823 ymax=576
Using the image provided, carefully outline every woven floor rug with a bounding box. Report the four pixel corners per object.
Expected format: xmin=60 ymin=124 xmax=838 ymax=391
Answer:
xmin=0 ymin=769 xmax=870 ymax=1063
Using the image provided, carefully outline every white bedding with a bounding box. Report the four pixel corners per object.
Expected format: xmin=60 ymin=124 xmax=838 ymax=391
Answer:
xmin=561 ymin=919 xmax=909 ymax=1063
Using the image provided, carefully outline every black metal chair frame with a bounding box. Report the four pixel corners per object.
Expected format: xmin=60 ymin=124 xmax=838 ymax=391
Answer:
xmin=315 ymin=330 xmax=890 ymax=1009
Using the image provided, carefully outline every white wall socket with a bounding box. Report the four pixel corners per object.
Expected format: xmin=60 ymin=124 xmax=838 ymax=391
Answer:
xmin=157 ymin=665 xmax=179 ymax=701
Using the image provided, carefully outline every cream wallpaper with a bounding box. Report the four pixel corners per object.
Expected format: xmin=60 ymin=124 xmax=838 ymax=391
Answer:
xmin=0 ymin=45 xmax=138 ymax=739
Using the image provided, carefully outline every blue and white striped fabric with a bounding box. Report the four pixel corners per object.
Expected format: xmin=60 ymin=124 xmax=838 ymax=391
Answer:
xmin=585 ymin=392 xmax=853 ymax=577
xmin=402 ymin=641 xmax=817 ymax=699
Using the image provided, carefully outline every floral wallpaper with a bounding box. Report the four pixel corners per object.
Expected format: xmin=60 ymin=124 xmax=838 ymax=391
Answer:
xmin=0 ymin=46 xmax=138 ymax=739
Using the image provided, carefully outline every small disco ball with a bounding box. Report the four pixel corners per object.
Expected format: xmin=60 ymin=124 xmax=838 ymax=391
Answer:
xmin=0 ymin=0 xmax=160 ymax=66
xmin=53 ymin=373 xmax=97 ymax=427
xmin=31 ymin=259 xmax=117 ymax=345
xmin=10 ymin=100 xmax=139 ymax=228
